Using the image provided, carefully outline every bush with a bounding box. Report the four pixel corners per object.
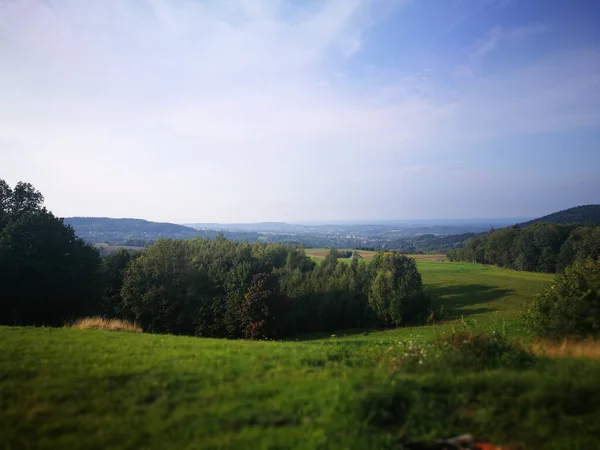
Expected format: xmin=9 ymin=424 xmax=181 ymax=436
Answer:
xmin=436 ymin=330 xmax=534 ymax=370
xmin=523 ymin=258 xmax=600 ymax=339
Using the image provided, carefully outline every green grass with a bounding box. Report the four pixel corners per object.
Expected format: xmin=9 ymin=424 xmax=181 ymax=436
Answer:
xmin=302 ymin=261 xmax=553 ymax=343
xmin=420 ymin=262 xmax=553 ymax=334
xmin=304 ymin=248 xmax=377 ymax=261
xmin=2 ymin=326 xmax=600 ymax=449
xmin=2 ymin=262 xmax=597 ymax=449
xmin=94 ymin=243 xmax=146 ymax=252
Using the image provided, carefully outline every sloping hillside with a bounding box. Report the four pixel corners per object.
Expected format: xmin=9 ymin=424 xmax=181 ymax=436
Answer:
xmin=63 ymin=217 xmax=262 ymax=245
xmin=442 ymin=205 xmax=600 ymax=254
xmin=65 ymin=217 xmax=198 ymax=233
xmin=519 ymin=205 xmax=600 ymax=227
xmin=64 ymin=217 xmax=201 ymax=244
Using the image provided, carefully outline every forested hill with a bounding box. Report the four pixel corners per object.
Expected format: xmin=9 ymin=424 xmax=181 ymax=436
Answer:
xmin=63 ymin=217 xmax=260 ymax=245
xmin=518 ymin=205 xmax=600 ymax=227
xmin=65 ymin=217 xmax=197 ymax=234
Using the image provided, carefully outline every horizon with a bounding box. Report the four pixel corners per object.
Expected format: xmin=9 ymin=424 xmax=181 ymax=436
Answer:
xmin=67 ymin=215 xmax=535 ymax=226
xmin=2 ymin=0 xmax=599 ymax=222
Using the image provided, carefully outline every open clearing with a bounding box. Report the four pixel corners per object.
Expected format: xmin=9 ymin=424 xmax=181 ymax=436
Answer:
xmin=304 ymin=248 xmax=447 ymax=261
xmin=94 ymin=243 xmax=146 ymax=253
xmin=1 ymin=262 xmax=597 ymax=450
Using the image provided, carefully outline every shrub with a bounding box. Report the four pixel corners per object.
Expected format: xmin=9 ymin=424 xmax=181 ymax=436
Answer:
xmin=69 ymin=317 xmax=142 ymax=333
xmin=435 ymin=330 xmax=534 ymax=370
xmin=523 ymin=258 xmax=600 ymax=339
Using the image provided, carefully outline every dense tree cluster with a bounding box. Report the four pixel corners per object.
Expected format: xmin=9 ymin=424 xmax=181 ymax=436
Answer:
xmin=523 ymin=258 xmax=600 ymax=338
xmin=0 ymin=180 xmax=101 ymax=326
xmin=116 ymin=243 xmax=430 ymax=338
xmin=447 ymin=223 xmax=600 ymax=273
xmin=0 ymin=180 xmax=430 ymax=337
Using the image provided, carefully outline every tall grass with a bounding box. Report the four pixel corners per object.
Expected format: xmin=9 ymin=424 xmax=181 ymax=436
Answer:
xmin=69 ymin=317 xmax=142 ymax=333
xmin=531 ymin=339 xmax=600 ymax=359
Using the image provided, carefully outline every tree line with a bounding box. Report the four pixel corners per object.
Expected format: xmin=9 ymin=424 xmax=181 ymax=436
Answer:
xmin=447 ymin=223 xmax=600 ymax=273
xmin=0 ymin=180 xmax=430 ymax=338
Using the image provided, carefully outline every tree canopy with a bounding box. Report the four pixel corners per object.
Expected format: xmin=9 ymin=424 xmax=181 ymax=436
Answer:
xmin=447 ymin=223 xmax=600 ymax=273
xmin=0 ymin=179 xmax=430 ymax=338
xmin=0 ymin=180 xmax=101 ymax=326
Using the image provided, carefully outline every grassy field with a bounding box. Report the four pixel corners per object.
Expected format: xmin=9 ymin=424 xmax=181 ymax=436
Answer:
xmin=1 ymin=262 xmax=598 ymax=449
xmin=94 ymin=243 xmax=146 ymax=253
xmin=420 ymin=262 xmax=552 ymax=334
xmin=303 ymin=256 xmax=553 ymax=340
xmin=304 ymin=248 xmax=447 ymax=262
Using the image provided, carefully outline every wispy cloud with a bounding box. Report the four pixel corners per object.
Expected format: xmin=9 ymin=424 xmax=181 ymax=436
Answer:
xmin=471 ymin=24 xmax=548 ymax=60
xmin=0 ymin=1 xmax=597 ymax=221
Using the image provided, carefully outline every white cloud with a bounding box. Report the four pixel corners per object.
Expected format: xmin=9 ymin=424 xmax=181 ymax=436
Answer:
xmin=0 ymin=1 xmax=598 ymax=221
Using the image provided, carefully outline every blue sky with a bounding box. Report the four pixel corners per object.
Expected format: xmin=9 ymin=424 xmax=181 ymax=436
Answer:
xmin=1 ymin=0 xmax=599 ymax=222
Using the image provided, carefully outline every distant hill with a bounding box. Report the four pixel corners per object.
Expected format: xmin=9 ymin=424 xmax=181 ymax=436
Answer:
xmin=186 ymin=222 xmax=298 ymax=231
xmin=426 ymin=205 xmax=600 ymax=253
xmin=66 ymin=217 xmax=198 ymax=234
xmin=518 ymin=205 xmax=600 ymax=227
xmin=63 ymin=217 xmax=260 ymax=245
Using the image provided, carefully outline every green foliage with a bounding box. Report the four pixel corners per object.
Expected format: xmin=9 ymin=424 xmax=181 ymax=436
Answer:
xmin=435 ymin=330 xmax=534 ymax=370
xmin=448 ymin=222 xmax=598 ymax=273
xmin=556 ymin=226 xmax=600 ymax=271
xmin=369 ymin=253 xmax=429 ymax=326
xmin=99 ymin=249 xmax=140 ymax=318
xmin=116 ymin=238 xmax=430 ymax=337
xmin=121 ymin=239 xmax=205 ymax=335
xmin=0 ymin=180 xmax=101 ymax=326
xmin=524 ymin=258 xmax=600 ymax=339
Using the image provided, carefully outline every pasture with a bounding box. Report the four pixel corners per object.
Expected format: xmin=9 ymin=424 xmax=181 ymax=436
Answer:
xmin=1 ymin=261 xmax=597 ymax=449
xmin=304 ymin=248 xmax=447 ymax=262
xmin=94 ymin=243 xmax=146 ymax=253
xmin=305 ymin=248 xmax=378 ymax=260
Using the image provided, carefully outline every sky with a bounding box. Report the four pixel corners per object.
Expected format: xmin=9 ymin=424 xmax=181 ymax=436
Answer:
xmin=1 ymin=0 xmax=599 ymax=223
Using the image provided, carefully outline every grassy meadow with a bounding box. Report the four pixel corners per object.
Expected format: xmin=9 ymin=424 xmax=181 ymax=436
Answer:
xmin=303 ymin=249 xmax=447 ymax=262
xmin=94 ymin=243 xmax=146 ymax=253
xmin=1 ymin=260 xmax=599 ymax=449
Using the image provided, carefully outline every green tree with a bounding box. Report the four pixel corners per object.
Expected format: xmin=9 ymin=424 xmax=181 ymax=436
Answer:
xmin=239 ymin=273 xmax=286 ymax=339
xmin=0 ymin=180 xmax=101 ymax=326
xmin=121 ymin=239 xmax=202 ymax=335
xmin=99 ymin=249 xmax=139 ymax=318
xmin=524 ymin=258 xmax=600 ymax=338
xmin=369 ymin=252 xmax=429 ymax=326
xmin=557 ymin=226 xmax=600 ymax=271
